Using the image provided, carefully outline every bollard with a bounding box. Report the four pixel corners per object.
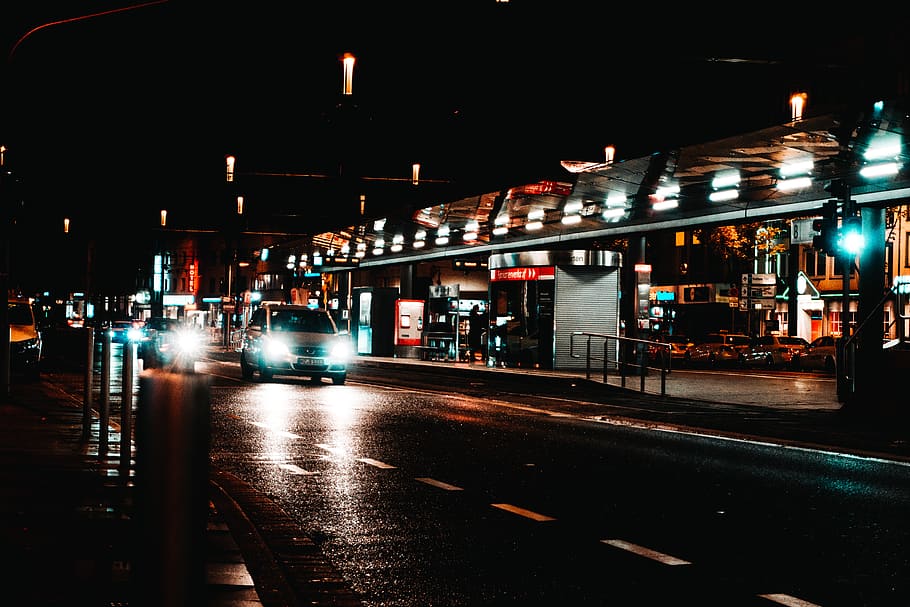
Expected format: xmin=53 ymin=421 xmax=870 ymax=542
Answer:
xmin=99 ymin=329 xmax=111 ymax=453
xmin=120 ymin=341 xmax=134 ymax=471
xmin=82 ymin=327 xmax=95 ymax=441
xmin=133 ymin=369 xmax=211 ymax=607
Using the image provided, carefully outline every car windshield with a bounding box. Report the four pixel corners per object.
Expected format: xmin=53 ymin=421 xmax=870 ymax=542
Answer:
xmin=270 ymin=310 xmax=336 ymax=334
xmin=779 ymin=336 xmax=807 ymax=345
xmin=8 ymin=302 xmax=33 ymax=326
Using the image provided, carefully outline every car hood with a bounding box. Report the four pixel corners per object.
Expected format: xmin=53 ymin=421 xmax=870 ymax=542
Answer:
xmin=10 ymin=324 xmax=39 ymax=344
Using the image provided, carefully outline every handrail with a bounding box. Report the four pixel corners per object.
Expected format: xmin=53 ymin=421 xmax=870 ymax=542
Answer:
xmin=569 ymin=331 xmax=671 ymax=396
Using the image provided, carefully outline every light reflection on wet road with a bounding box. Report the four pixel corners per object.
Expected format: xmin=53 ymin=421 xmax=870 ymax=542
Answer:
xmin=201 ymin=359 xmax=909 ymax=607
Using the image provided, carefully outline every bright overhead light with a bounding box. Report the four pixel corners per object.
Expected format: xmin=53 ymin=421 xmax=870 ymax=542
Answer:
xmin=780 ymin=159 xmax=814 ymax=177
xmin=777 ymin=176 xmax=812 ymax=191
xmin=525 ymin=220 xmax=544 ymax=231
xmin=561 ymin=214 xmax=581 ymax=225
xmin=652 ymin=200 xmax=679 ymax=211
xmin=709 ymin=189 xmax=739 ymax=202
xmin=863 ymin=141 xmax=901 ymax=161
xmin=711 ymin=171 xmax=740 ymax=189
xmin=602 ymin=207 xmax=625 ymax=219
xmin=527 ymin=209 xmax=545 ymax=221
xmin=860 ymin=162 xmax=899 ymax=178
xmin=492 ymin=226 xmax=508 ymax=235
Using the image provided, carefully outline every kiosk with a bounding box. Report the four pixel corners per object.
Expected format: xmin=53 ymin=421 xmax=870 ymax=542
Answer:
xmin=488 ymin=250 xmax=622 ymax=370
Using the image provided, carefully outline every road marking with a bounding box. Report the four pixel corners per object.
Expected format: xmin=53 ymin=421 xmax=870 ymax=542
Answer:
xmin=278 ymin=463 xmax=317 ymax=475
xmin=316 ymin=443 xmax=348 ymax=456
xmin=491 ymin=503 xmax=556 ymax=522
xmin=357 ymin=457 xmax=396 ymax=469
xmin=757 ymin=593 xmax=822 ymax=607
xmin=415 ymin=477 xmax=463 ymax=491
xmin=249 ymin=421 xmax=300 ymax=438
xmin=600 ymin=539 xmax=691 ymax=565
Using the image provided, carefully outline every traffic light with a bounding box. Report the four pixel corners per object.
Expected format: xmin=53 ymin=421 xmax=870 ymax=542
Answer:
xmin=811 ymin=199 xmax=839 ymax=254
xmin=839 ymin=216 xmax=865 ymax=255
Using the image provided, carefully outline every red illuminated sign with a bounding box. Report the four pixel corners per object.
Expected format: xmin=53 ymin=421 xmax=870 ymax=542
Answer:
xmin=490 ymin=266 xmax=555 ymax=282
xmin=188 ymin=261 xmax=197 ymax=294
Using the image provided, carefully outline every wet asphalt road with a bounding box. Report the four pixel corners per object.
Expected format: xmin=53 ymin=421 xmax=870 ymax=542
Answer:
xmin=197 ymin=354 xmax=910 ymax=607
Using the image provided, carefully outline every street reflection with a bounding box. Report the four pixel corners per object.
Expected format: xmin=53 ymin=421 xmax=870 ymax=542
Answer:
xmin=250 ymin=383 xmax=298 ymax=463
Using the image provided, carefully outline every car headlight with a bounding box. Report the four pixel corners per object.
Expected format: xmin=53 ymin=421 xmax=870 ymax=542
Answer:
xmin=329 ymin=339 xmax=352 ymax=361
xmin=127 ymin=327 xmax=144 ymax=342
xmin=175 ymin=330 xmax=202 ymax=356
xmin=263 ymin=336 xmax=290 ymax=359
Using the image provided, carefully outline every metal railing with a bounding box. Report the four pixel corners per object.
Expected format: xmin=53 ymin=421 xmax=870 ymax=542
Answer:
xmin=569 ymin=331 xmax=671 ymax=396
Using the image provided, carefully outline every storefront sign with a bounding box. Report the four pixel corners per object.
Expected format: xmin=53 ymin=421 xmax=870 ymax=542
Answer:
xmin=490 ymin=266 xmax=556 ymax=282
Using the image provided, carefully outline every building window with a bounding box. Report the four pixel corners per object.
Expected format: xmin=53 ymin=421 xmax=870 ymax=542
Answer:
xmin=884 ymin=308 xmax=892 ymax=339
xmin=805 ymin=249 xmax=824 ymax=277
xmin=905 ymin=232 xmax=910 ymax=268
xmin=830 ymin=311 xmax=842 ymax=337
xmin=675 ymin=231 xmax=685 ymax=247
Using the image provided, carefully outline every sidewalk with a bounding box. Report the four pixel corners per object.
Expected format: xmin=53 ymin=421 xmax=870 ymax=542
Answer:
xmin=2 ymin=345 xmax=908 ymax=606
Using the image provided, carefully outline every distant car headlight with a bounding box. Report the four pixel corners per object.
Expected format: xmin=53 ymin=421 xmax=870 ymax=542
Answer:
xmin=127 ymin=327 xmax=144 ymax=342
xmin=175 ymin=329 xmax=202 ymax=356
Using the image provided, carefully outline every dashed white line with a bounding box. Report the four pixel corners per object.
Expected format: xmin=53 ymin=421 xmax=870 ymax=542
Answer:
xmin=316 ymin=443 xmax=347 ymax=455
xmin=249 ymin=421 xmax=300 ymax=438
xmin=415 ymin=477 xmax=464 ymax=491
xmin=277 ymin=463 xmax=317 ymax=475
xmin=491 ymin=503 xmax=556 ymax=522
xmin=358 ymin=457 xmax=396 ymax=469
xmin=600 ymin=539 xmax=691 ymax=565
xmin=757 ymin=593 xmax=823 ymax=607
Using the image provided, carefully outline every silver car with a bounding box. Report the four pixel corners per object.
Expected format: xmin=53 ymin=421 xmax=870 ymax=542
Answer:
xmin=240 ymin=303 xmax=351 ymax=384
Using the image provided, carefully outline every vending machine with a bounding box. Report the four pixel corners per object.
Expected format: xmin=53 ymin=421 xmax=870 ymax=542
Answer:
xmin=393 ymin=299 xmax=425 ymax=358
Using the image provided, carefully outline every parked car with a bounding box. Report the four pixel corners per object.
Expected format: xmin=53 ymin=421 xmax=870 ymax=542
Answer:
xmin=738 ymin=334 xmax=810 ymax=369
xmin=793 ymin=335 xmax=838 ymax=373
xmin=7 ymin=298 xmax=42 ymax=380
xmin=647 ymin=334 xmax=694 ymax=366
xmin=682 ymin=333 xmax=751 ymax=367
xmin=240 ymin=303 xmax=351 ymax=384
xmin=138 ymin=316 xmax=202 ymax=370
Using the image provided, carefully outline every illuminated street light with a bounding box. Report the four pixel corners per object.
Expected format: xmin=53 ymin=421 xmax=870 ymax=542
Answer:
xmin=225 ymin=155 xmax=235 ymax=182
xmin=160 ymin=209 xmax=167 ymax=226
xmin=342 ymin=52 xmax=355 ymax=95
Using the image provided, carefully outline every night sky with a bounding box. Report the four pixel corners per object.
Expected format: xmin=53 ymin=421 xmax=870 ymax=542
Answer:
xmin=1 ymin=2 xmax=906 ymax=288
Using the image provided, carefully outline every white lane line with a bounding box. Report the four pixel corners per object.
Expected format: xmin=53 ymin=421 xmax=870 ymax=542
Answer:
xmin=757 ymin=593 xmax=823 ymax=607
xmin=415 ymin=477 xmax=464 ymax=491
xmin=600 ymin=539 xmax=691 ymax=566
xmin=316 ymin=443 xmax=347 ymax=456
xmin=357 ymin=457 xmax=396 ymax=469
xmin=491 ymin=503 xmax=556 ymax=522
xmin=278 ymin=463 xmax=317 ymax=475
xmin=249 ymin=421 xmax=300 ymax=439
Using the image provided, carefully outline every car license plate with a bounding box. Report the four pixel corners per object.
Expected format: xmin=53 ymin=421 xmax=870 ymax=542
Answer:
xmin=297 ymin=357 xmax=321 ymax=366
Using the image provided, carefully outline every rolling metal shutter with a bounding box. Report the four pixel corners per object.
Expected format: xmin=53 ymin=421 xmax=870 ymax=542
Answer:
xmin=554 ymin=266 xmax=621 ymax=370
